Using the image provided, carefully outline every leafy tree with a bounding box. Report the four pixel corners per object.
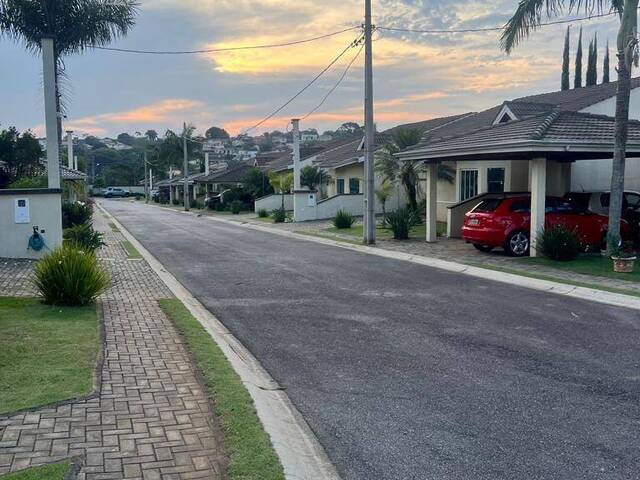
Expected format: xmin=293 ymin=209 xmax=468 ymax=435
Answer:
xmin=574 ymin=26 xmax=583 ymax=88
xmin=300 ymin=165 xmax=331 ymax=191
xmin=501 ymin=0 xmax=637 ymax=250
xmin=561 ymin=26 xmax=570 ymax=90
xmin=0 ymin=0 xmax=138 ymax=142
xmin=268 ymin=171 xmax=293 ymax=209
xmin=117 ymin=132 xmax=135 ymax=145
xmin=242 ymin=166 xmax=273 ymax=199
xmin=84 ymin=136 xmax=106 ymax=149
xmin=335 ymin=122 xmax=363 ymax=137
xmin=603 ymin=39 xmax=611 ymax=83
xmin=205 ymin=126 xmax=230 ymax=140
xmin=145 ymin=129 xmax=158 ymax=142
xmin=0 ymin=127 xmax=43 ymax=187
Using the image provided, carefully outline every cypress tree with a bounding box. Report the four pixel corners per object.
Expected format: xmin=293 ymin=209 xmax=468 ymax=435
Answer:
xmin=603 ymin=39 xmax=610 ymax=83
xmin=574 ymin=27 xmax=583 ymax=88
xmin=591 ymin=33 xmax=598 ymax=85
xmin=561 ymin=26 xmax=570 ymax=90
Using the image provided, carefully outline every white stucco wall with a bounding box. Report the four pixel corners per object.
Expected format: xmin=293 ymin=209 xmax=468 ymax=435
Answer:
xmin=572 ymin=88 xmax=640 ymax=190
xmin=0 ymin=191 xmax=63 ymax=259
xmin=254 ymin=193 xmax=293 ymax=212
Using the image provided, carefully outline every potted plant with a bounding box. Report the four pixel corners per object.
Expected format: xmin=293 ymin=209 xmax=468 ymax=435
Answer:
xmin=610 ymin=241 xmax=637 ymax=273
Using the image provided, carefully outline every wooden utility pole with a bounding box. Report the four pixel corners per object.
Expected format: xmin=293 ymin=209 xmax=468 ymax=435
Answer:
xmin=363 ymin=0 xmax=375 ymax=244
xmin=183 ymin=122 xmax=189 ymax=211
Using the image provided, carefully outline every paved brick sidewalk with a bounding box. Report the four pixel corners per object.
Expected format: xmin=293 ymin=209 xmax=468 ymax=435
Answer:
xmin=0 ymin=209 xmax=228 ymax=479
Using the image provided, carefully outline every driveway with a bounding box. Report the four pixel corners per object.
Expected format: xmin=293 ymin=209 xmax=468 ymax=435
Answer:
xmin=102 ymin=199 xmax=640 ymax=480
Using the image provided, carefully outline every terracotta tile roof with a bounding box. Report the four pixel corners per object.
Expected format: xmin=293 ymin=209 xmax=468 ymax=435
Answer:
xmin=196 ymin=163 xmax=252 ymax=183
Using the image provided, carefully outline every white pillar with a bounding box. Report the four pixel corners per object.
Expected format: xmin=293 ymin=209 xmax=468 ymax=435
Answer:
xmin=74 ymin=155 xmax=78 ymax=171
xmin=529 ymin=157 xmax=547 ymax=257
xmin=149 ymin=168 xmax=153 ymax=190
xmin=42 ymin=37 xmax=60 ymax=189
xmin=169 ymin=185 xmax=174 ymax=203
xmin=292 ymin=119 xmax=301 ymax=190
xmin=426 ymin=162 xmax=438 ymax=243
xmin=205 ymin=152 xmax=210 ymax=176
xmin=66 ymin=131 xmax=74 ymax=169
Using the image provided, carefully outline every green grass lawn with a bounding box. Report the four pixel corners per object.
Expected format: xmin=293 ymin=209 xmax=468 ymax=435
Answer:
xmin=159 ymin=299 xmax=284 ymax=480
xmin=0 ymin=298 xmax=99 ymax=414
xmin=253 ymin=216 xmax=274 ymax=223
xmin=122 ymin=240 xmax=142 ymax=259
xmin=326 ymin=221 xmax=447 ymax=240
xmin=518 ymin=255 xmax=640 ymax=283
xmin=0 ymin=462 xmax=70 ymax=480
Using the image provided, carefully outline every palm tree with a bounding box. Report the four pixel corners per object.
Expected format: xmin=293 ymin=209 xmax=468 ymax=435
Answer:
xmin=300 ymin=165 xmax=332 ymax=197
xmin=268 ymin=171 xmax=293 ymax=209
xmin=375 ymin=179 xmax=394 ymax=227
xmin=501 ymin=1 xmax=637 ymax=250
xmin=376 ymin=128 xmax=455 ymax=211
xmin=0 ymin=0 xmax=138 ymax=142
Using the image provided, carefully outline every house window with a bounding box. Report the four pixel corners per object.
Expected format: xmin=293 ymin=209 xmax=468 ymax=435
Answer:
xmin=487 ymin=168 xmax=505 ymax=193
xmin=460 ymin=170 xmax=478 ymax=201
xmin=349 ymin=178 xmax=360 ymax=194
xmin=337 ymin=178 xmax=345 ymax=194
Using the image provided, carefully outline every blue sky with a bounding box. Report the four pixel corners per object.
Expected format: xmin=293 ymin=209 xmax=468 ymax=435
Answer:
xmin=0 ymin=0 xmax=621 ymax=138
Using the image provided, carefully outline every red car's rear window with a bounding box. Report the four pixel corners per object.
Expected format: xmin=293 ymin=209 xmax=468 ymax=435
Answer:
xmin=473 ymin=199 xmax=503 ymax=212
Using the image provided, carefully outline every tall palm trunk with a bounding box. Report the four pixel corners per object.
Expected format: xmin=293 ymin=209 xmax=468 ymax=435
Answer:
xmin=608 ymin=1 xmax=639 ymax=249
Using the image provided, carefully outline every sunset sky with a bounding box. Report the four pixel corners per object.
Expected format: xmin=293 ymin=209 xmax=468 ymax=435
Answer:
xmin=0 ymin=0 xmax=621 ymax=138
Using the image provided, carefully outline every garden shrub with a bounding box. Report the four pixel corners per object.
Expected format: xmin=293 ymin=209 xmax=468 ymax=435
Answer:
xmin=257 ymin=208 xmax=269 ymax=218
xmin=215 ymin=202 xmax=226 ymax=212
xmin=230 ymin=200 xmax=242 ymax=214
xmin=9 ymin=176 xmax=47 ymax=189
xmin=34 ymin=244 xmax=110 ymax=306
xmin=333 ymin=209 xmax=355 ymax=229
xmin=63 ymin=224 xmax=105 ymax=251
xmin=271 ymin=207 xmax=286 ymax=223
xmin=386 ymin=207 xmax=419 ymax=240
xmin=172 ymin=198 xmax=180 ymax=205
xmin=538 ymin=225 xmax=582 ymax=261
xmin=62 ymin=201 xmax=93 ymax=228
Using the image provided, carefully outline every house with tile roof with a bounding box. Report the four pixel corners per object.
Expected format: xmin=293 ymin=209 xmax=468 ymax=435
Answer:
xmin=398 ymin=78 xmax=640 ymax=255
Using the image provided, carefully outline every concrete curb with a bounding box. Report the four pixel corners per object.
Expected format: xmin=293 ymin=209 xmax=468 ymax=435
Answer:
xmin=155 ymin=205 xmax=640 ymax=311
xmin=96 ymin=202 xmax=342 ymax=480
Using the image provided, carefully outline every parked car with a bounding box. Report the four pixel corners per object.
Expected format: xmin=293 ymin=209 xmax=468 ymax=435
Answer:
xmin=462 ymin=195 xmax=629 ymax=256
xmin=150 ymin=189 xmax=159 ymax=202
xmin=564 ymin=190 xmax=640 ymax=243
xmin=102 ymin=187 xmax=130 ymax=198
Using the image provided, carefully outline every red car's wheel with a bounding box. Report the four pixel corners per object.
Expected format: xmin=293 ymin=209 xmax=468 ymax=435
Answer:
xmin=506 ymin=230 xmax=530 ymax=257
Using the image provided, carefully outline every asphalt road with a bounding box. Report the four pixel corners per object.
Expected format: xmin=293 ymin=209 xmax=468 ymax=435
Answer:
xmin=103 ymin=200 xmax=640 ymax=480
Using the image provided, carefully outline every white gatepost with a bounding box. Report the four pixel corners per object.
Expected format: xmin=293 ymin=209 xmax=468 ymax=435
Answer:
xmin=426 ymin=162 xmax=438 ymax=243
xmin=42 ymin=37 xmax=60 ymax=189
xmin=205 ymin=152 xmax=210 ymax=176
xmin=529 ymin=157 xmax=547 ymax=257
xmin=149 ymin=168 xmax=153 ymax=190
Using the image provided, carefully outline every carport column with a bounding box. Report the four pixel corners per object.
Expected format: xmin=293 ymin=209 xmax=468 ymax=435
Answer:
xmin=205 ymin=152 xmax=210 ymax=176
xmin=425 ymin=162 xmax=438 ymax=243
xmin=529 ymin=157 xmax=547 ymax=257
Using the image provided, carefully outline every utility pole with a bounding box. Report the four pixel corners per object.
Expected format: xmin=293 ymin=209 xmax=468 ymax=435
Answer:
xmin=144 ymin=152 xmax=149 ymax=204
xmin=66 ymin=131 xmax=74 ymax=169
xmin=292 ymin=119 xmax=301 ymax=190
xmin=183 ymin=122 xmax=189 ymax=211
xmin=42 ymin=37 xmax=60 ymax=189
xmin=363 ymin=0 xmax=376 ymax=244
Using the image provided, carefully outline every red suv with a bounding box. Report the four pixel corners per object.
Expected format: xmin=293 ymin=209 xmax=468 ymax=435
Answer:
xmin=462 ymin=196 xmax=624 ymax=256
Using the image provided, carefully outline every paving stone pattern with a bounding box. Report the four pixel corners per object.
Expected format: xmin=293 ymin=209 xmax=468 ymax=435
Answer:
xmin=0 ymin=209 xmax=228 ymax=479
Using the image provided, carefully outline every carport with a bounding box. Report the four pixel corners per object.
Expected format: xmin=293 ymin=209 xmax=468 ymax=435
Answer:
xmin=398 ymin=109 xmax=640 ymax=256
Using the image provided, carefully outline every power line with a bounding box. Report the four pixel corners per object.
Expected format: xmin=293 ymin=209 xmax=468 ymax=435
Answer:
xmin=302 ymin=41 xmax=364 ymax=120
xmin=241 ymin=34 xmax=364 ymax=134
xmin=376 ymin=10 xmax=619 ymax=34
xmin=91 ymin=26 xmax=361 ymax=55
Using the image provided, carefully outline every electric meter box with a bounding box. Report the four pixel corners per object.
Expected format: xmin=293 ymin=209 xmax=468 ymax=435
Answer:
xmin=14 ymin=198 xmax=30 ymax=224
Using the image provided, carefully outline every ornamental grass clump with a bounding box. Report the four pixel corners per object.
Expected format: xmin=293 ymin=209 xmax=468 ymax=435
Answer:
xmin=386 ymin=207 xmax=419 ymax=240
xmin=538 ymin=225 xmax=582 ymax=261
xmin=63 ymin=223 xmax=105 ymax=252
xmin=333 ymin=209 xmax=355 ymax=229
xmin=34 ymin=244 xmax=110 ymax=306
